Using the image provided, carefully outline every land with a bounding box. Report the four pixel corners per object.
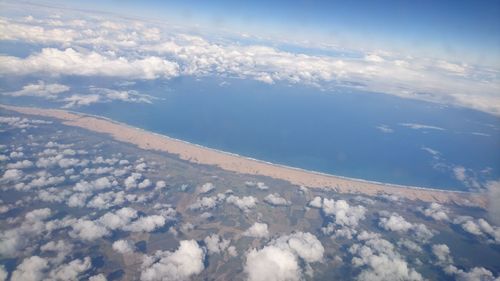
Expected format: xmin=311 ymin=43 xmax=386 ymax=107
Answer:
xmin=0 ymin=104 xmax=486 ymax=208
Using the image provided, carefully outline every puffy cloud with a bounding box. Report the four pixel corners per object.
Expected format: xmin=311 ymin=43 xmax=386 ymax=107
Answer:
xmin=47 ymin=257 xmax=91 ymax=281
xmin=98 ymin=207 xmax=138 ymax=230
xmin=123 ymin=215 xmax=166 ymax=232
xmin=245 ymin=181 xmax=269 ymax=190
xmin=453 ymin=216 xmax=500 ymax=244
xmin=4 ymin=81 xmax=69 ymax=99
xmin=199 ymin=182 xmax=215 ymax=194
xmin=189 ymin=193 xmax=226 ymax=211
xmin=244 ymin=232 xmax=324 ymax=281
xmin=0 ymin=48 xmax=180 ymax=80
xmin=6 ymin=159 xmax=34 ymax=169
xmin=308 ymin=196 xmax=323 ymax=208
xmin=419 ymin=203 xmax=449 ymax=221
xmin=89 ymin=274 xmax=108 ymax=281
xmin=70 ymin=219 xmax=110 ymax=241
xmin=245 ymin=246 xmax=300 ymax=281
xmin=140 ymin=240 xmax=205 ymax=281
xmin=203 ymin=234 xmax=230 ymax=255
xmin=226 ymin=195 xmax=257 ymax=212
xmin=11 ymin=256 xmax=49 ymax=281
xmin=264 ymin=193 xmax=291 ymax=206
xmin=378 ymin=213 xmax=434 ymax=240
xmin=350 ymin=231 xmax=423 ymax=281
xmin=432 ymin=244 xmax=453 ymax=265
xmin=244 ymin=222 xmax=269 ymax=238
xmin=40 ymin=240 xmax=73 ymax=264
xmin=113 ymin=239 xmax=136 ymax=254
xmin=1 ymin=168 xmax=23 ymax=182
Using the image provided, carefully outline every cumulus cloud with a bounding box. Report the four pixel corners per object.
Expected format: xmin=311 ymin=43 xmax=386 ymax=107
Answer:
xmin=11 ymin=256 xmax=49 ymax=281
xmin=311 ymin=197 xmax=366 ymax=239
xmin=0 ymin=48 xmax=179 ymax=80
xmin=113 ymin=239 xmax=136 ymax=254
xmin=199 ymin=182 xmax=215 ymax=194
xmin=350 ymin=231 xmax=423 ymax=281
xmin=244 ymin=232 xmax=324 ymax=281
xmin=140 ymin=240 xmax=205 ymax=281
xmin=47 ymin=257 xmax=91 ymax=281
xmin=264 ymin=193 xmax=291 ymax=206
xmin=203 ymin=234 xmax=230 ymax=255
xmin=226 ymin=195 xmax=257 ymax=212
xmin=453 ymin=216 xmax=500 ymax=244
xmin=419 ymin=203 xmax=449 ymax=221
xmin=244 ymin=222 xmax=269 ymax=238
xmin=379 ymin=213 xmax=434 ymax=240
xmin=486 ymin=180 xmax=500 ymax=225
xmin=4 ymin=81 xmax=69 ymax=99
xmin=123 ymin=215 xmax=166 ymax=232
xmin=70 ymin=219 xmax=110 ymax=241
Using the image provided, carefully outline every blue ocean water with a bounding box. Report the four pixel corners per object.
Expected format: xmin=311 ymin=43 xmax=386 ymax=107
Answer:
xmin=3 ymin=76 xmax=499 ymax=191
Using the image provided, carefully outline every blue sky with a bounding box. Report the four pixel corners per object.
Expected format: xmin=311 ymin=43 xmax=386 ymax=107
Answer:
xmin=56 ymin=0 xmax=500 ymax=66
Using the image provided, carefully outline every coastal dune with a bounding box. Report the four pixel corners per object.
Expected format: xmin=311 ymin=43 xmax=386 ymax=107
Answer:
xmin=1 ymin=104 xmax=486 ymax=207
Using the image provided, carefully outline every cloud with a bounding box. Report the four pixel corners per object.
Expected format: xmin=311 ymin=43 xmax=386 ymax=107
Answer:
xmin=226 ymin=195 xmax=258 ymax=212
xmin=264 ymin=193 xmax=291 ymax=206
xmin=350 ymin=231 xmax=423 ymax=281
xmin=4 ymin=81 xmax=69 ymax=99
xmin=376 ymin=124 xmax=394 ymax=133
xmin=89 ymin=274 xmax=108 ymax=281
xmin=113 ymin=239 xmax=136 ymax=254
xmin=70 ymin=219 xmax=110 ymax=241
xmin=199 ymin=182 xmax=215 ymax=194
xmin=47 ymin=257 xmax=91 ymax=281
xmin=379 ymin=213 xmax=434 ymax=240
xmin=399 ymin=123 xmax=445 ymax=131
xmin=0 ymin=48 xmax=179 ymax=80
xmin=244 ymin=222 xmax=269 ymax=238
xmin=140 ymin=240 xmax=205 ymax=281
xmin=98 ymin=207 xmax=138 ymax=230
xmin=123 ymin=215 xmax=166 ymax=232
xmin=11 ymin=256 xmax=49 ymax=281
xmin=245 ymin=245 xmax=300 ymax=281
xmin=453 ymin=216 xmax=500 ymax=244
xmin=419 ymin=203 xmax=449 ymax=221
xmin=203 ymin=234 xmax=230 ymax=255
xmin=244 ymin=232 xmax=324 ymax=281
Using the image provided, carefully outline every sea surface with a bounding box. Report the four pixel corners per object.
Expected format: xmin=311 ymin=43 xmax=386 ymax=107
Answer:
xmin=2 ymin=76 xmax=499 ymax=191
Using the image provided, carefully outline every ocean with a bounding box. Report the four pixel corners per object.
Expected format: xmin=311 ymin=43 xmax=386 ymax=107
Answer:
xmin=2 ymin=76 xmax=499 ymax=191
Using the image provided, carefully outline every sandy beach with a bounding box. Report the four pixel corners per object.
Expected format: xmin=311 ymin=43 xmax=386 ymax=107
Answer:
xmin=1 ymin=104 xmax=486 ymax=207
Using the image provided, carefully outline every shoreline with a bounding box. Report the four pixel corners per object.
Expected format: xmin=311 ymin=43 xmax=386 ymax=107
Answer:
xmin=0 ymin=104 xmax=486 ymax=207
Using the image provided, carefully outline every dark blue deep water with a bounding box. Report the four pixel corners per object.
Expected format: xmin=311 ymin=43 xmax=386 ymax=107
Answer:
xmin=2 ymin=76 xmax=499 ymax=191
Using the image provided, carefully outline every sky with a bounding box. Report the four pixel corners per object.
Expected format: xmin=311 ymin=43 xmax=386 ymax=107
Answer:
xmin=44 ymin=0 xmax=500 ymax=66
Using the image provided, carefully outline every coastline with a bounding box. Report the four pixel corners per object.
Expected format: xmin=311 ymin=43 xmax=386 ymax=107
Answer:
xmin=1 ymin=104 xmax=486 ymax=207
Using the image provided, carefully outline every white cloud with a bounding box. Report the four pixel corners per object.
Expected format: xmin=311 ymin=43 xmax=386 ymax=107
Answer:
xmin=89 ymin=274 xmax=108 ymax=281
xmin=203 ymin=234 xmax=230 ymax=255
xmin=47 ymin=257 xmax=91 ymax=281
xmin=123 ymin=215 xmax=165 ymax=232
xmin=113 ymin=239 xmax=136 ymax=254
xmin=11 ymin=256 xmax=49 ymax=281
xmin=140 ymin=240 xmax=205 ymax=281
xmin=376 ymin=124 xmax=394 ymax=133
xmin=419 ymin=203 xmax=449 ymax=221
xmin=245 ymin=245 xmax=301 ymax=281
xmin=70 ymin=219 xmax=110 ymax=241
xmin=264 ymin=193 xmax=291 ymax=206
xmin=226 ymin=195 xmax=257 ymax=212
xmin=244 ymin=222 xmax=269 ymax=238
xmin=244 ymin=232 xmax=324 ymax=281
xmin=98 ymin=207 xmax=138 ymax=230
xmin=379 ymin=213 xmax=434 ymax=240
xmin=350 ymin=231 xmax=423 ymax=281
xmin=0 ymin=48 xmax=179 ymax=80
xmin=4 ymin=81 xmax=69 ymax=99
xmin=199 ymin=182 xmax=215 ymax=194
xmin=399 ymin=123 xmax=445 ymax=131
